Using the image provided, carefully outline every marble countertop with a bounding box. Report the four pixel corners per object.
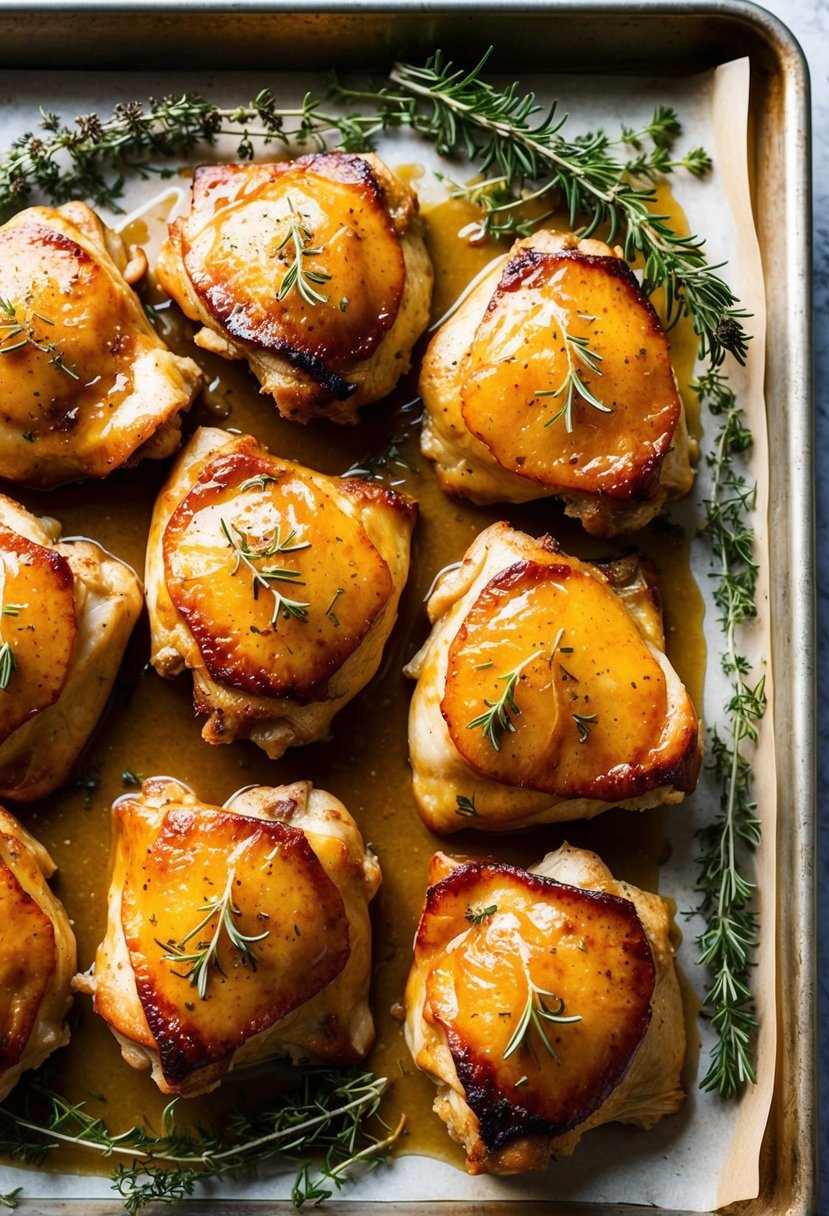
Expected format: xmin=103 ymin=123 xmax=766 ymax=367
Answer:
xmin=766 ymin=0 xmax=829 ymax=1205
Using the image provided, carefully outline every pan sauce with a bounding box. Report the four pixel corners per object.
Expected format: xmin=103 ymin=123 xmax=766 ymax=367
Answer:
xmin=5 ymin=182 xmax=704 ymax=1173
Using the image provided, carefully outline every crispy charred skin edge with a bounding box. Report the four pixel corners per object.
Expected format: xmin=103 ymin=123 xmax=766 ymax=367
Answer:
xmin=162 ymin=449 xmax=399 ymax=702
xmin=467 ymin=250 xmax=677 ymax=502
xmin=182 ymin=154 xmax=404 ymax=398
xmin=418 ymin=860 xmax=655 ymax=1152
xmin=441 ymin=558 xmax=701 ymax=798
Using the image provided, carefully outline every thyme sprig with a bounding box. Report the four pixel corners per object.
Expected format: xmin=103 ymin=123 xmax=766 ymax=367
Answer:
xmin=466 ymin=652 xmax=536 ymax=752
xmin=694 ymin=369 xmax=766 ymax=1097
xmin=503 ymin=970 xmax=581 ymax=1063
xmin=158 ymin=867 xmax=269 ymax=1000
xmin=221 ymin=517 xmax=310 ymax=628
xmin=0 ymin=297 xmax=79 ymax=379
xmin=0 ymin=1070 xmax=400 ymax=1212
xmin=537 ymin=327 xmax=611 ymax=432
xmin=0 ymin=91 xmax=385 ymax=223
xmin=275 ymin=197 xmax=332 ymax=306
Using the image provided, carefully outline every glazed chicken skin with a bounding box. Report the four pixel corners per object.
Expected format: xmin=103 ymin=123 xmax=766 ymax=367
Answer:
xmin=405 ymin=846 xmax=685 ymax=1174
xmin=420 ymin=231 xmax=694 ymax=536
xmin=157 ymin=152 xmax=433 ymax=423
xmin=75 ymin=777 xmax=381 ymax=1097
xmin=0 ymin=493 xmax=143 ymax=802
xmin=0 ymin=202 xmax=203 ymax=488
xmin=405 ymin=522 xmax=701 ymax=833
xmin=0 ymin=807 xmax=76 ymax=1100
xmin=146 ymin=426 xmax=415 ymax=758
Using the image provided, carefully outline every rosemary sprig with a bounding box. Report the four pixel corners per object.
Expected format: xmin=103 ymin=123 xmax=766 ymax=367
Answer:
xmin=376 ymin=51 xmax=750 ymax=364
xmin=158 ymin=868 xmax=270 ymax=1000
xmin=221 ymin=517 xmax=310 ymax=628
xmin=466 ymin=652 xmax=536 ymax=752
xmin=503 ymin=970 xmax=581 ymax=1063
xmin=275 ymin=197 xmax=332 ymax=306
xmin=694 ymin=369 xmax=766 ymax=1097
xmin=0 ymin=297 xmax=79 ymax=379
xmin=0 ymin=1190 xmax=20 ymax=1210
xmin=0 ymin=642 xmax=15 ymax=692
xmin=536 ymin=327 xmax=612 ymax=432
xmin=0 ymin=1070 xmax=400 ymax=1213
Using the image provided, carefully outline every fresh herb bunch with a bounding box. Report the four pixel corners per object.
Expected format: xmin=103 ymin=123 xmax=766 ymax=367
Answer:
xmin=694 ymin=369 xmax=766 ymax=1097
xmin=2 ymin=50 xmax=741 ymax=367
xmin=0 ymin=91 xmax=382 ymax=223
xmin=0 ymin=1070 xmax=401 ymax=1213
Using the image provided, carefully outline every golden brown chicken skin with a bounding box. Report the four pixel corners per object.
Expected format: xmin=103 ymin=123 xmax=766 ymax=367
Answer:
xmin=157 ymin=153 xmax=433 ymax=423
xmin=146 ymin=427 xmax=415 ymax=758
xmin=0 ymin=493 xmax=143 ymax=801
xmin=405 ymin=523 xmax=701 ymax=833
xmin=0 ymin=807 xmax=76 ymax=1100
xmin=420 ymin=231 xmax=694 ymax=536
xmin=0 ymin=202 xmax=203 ymax=487
xmin=75 ymin=777 xmax=381 ymax=1097
xmin=405 ymin=846 xmax=685 ymax=1173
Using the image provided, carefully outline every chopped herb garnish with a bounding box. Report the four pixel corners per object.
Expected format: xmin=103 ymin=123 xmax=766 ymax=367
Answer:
xmin=220 ymin=517 xmax=310 ymax=628
xmin=465 ymin=903 xmax=497 ymax=924
xmin=572 ymin=712 xmax=598 ymax=742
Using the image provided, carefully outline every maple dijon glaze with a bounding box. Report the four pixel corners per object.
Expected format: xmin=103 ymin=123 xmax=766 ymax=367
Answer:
xmin=0 ymin=184 xmax=704 ymax=1175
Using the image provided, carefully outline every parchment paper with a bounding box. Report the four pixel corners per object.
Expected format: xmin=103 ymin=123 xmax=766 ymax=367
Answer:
xmin=0 ymin=57 xmax=774 ymax=1211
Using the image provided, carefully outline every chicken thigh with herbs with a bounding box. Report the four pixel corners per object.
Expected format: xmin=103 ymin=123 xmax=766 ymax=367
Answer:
xmin=145 ymin=426 xmax=415 ymax=758
xmin=0 ymin=493 xmax=143 ymax=802
xmin=405 ymin=522 xmax=701 ymax=832
xmin=419 ymin=231 xmax=694 ymax=536
xmin=157 ymin=153 xmax=433 ymax=423
xmin=405 ymin=845 xmax=685 ymax=1173
xmin=75 ymin=777 xmax=381 ymax=1097
xmin=0 ymin=807 xmax=76 ymax=1100
xmin=0 ymin=202 xmax=203 ymax=487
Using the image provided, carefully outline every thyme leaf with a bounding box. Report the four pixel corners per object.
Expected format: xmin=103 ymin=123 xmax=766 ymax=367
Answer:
xmin=0 ymin=642 xmax=15 ymax=692
xmin=465 ymin=903 xmax=497 ymax=924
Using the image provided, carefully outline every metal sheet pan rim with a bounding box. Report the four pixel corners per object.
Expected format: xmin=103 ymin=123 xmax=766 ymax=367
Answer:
xmin=0 ymin=2 xmax=815 ymax=1213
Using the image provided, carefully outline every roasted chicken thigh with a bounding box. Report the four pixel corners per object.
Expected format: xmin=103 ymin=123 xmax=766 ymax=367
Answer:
xmin=405 ymin=846 xmax=685 ymax=1173
xmin=0 ymin=202 xmax=203 ymax=487
xmin=0 ymin=808 xmax=76 ymax=1100
xmin=405 ymin=522 xmax=701 ymax=832
xmin=157 ymin=153 xmax=433 ymax=423
xmin=75 ymin=777 xmax=381 ymax=1097
xmin=420 ymin=231 xmax=693 ymax=536
xmin=146 ymin=427 xmax=415 ymax=758
xmin=0 ymin=493 xmax=143 ymax=802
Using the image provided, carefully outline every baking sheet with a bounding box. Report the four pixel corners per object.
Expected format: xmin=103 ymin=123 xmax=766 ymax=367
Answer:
xmin=0 ymin=56 xmax=774 ymax=1212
